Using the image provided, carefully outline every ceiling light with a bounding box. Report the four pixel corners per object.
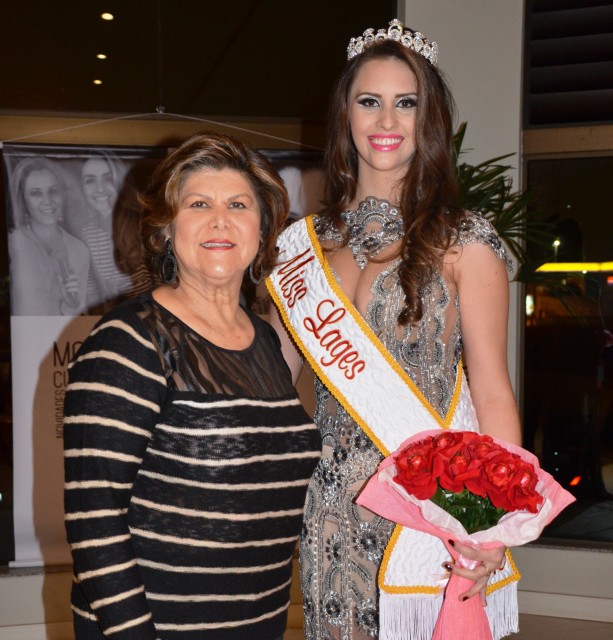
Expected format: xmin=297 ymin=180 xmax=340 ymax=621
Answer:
xmin=93 ymin=79 xmax=103 ymax=85
xmin=101 ymin=12 xmax=114 ymax=21
xmin=96 ymin=54 xmax=107 ymax=60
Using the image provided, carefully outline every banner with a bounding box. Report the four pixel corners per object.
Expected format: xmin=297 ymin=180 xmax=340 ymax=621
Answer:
xmin=1 ymin=143 xmax=323 ymax=567
xmin=2 ymin=143 xmax=166 ymax=566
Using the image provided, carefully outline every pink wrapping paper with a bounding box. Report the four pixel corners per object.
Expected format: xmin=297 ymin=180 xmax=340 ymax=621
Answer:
xmin=356 ymin=429 xmax=576 ymax=639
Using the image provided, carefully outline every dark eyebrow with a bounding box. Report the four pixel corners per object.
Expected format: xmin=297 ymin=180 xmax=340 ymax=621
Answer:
xmin=355 ymin=92 xmax=418 ymax=98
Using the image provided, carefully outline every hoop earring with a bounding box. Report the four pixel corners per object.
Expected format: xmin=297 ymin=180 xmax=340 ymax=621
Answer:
xmin=249 ymin=261 xmax=262 ymax=285
xmin=161 ymin=238 xmax=178 ymax=286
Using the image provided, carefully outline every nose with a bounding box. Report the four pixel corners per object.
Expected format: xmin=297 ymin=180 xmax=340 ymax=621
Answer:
xmin=209 ymin=208 xmax=229 ymax=229
xmin=377 ymin=104 xmax=396 ymax=130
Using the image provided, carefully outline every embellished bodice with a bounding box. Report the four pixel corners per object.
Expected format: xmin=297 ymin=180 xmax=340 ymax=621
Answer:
xmin=315 ymin=201 xmax=511 ymax=417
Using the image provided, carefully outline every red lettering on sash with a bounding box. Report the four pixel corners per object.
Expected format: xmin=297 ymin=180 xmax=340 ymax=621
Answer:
xmin=303 ymin=299 xmax=366 ymax=379
xmin=277 ymin=249 xmax=315 ymax=307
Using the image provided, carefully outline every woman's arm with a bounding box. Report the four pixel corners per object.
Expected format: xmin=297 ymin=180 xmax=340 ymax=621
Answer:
xmin=64 ymin=309 xmax=167 ymax=639
xmin=268 ymin=301 xmax=304 ymax=385
xmin=454 ymin=242 xmax=522 ymax=446
xmin=449 ymin=241 xmax=522 ymax=601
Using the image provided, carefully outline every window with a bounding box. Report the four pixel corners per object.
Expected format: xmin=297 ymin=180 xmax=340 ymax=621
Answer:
xmin=523 ymin=154 xmax=613 ymax=544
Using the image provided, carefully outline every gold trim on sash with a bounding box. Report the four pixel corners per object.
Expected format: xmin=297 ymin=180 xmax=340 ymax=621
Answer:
xmin=379 ymin=525 xmax=441 ymax=595
xmin=379 ymin=526 xmax=521 ymax=595
xmin=267 ymin=215 xmax=463 ymax=457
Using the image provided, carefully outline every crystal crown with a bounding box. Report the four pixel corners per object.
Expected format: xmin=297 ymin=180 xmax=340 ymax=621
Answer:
xmin=347 ymin=18 xmax=438 ymax=66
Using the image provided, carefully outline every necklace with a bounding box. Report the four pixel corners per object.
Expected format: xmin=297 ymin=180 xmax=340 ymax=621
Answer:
xmin=318 ymin=196 xmax=403 ymax=269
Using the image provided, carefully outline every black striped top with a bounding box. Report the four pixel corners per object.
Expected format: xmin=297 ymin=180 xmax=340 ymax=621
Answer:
xmin=63 ymin=294 xmax=321 ymax=640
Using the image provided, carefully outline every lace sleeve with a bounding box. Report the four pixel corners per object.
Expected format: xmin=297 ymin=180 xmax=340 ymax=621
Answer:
xmin=457 ymin=211 xmax=514 ymax=272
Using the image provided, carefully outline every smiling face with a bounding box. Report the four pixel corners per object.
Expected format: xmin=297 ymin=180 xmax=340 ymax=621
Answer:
xmin=81 ymin=158 xmax=118 ymax=218
xmin=348 ymin=56 xmax=418 ymax=185
xmin=170 ymin=167 xmax=261 ymax=290
xmin=23 ymin=169 xmax=63 ymax=227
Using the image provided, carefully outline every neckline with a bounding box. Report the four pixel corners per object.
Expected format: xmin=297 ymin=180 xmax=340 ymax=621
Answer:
xmin=147 ymin=291 xmax=259 ymax=355
xmin=340 ymin=197 xmax=403 ymax=269
xmin=347 ymin=195 xmax=400 ymax=213
xmin=27 ymin=224 xmax=64 ymax=257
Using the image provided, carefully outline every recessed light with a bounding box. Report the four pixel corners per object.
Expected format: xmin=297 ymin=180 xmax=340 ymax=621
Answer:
xmin=101 ymin=12 xmax=114 ymax=21
xmin=93 ymin=79 xmax=103 ymax=85
xmin=96 ymin=54 xmax=107 ymax=60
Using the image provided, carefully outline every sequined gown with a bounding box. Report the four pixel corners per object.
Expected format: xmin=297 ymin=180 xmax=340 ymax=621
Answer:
xmin=299 ymin=209 xmax=511 ymax=640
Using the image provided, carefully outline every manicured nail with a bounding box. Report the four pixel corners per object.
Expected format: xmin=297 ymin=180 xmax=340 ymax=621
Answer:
xmin=448 ymin=539 xmax=455 ymax=547
xmin=461 ymin=596 xmax=468 ymax=602
xmin=442 ymin=562 xmax=453 ymax=571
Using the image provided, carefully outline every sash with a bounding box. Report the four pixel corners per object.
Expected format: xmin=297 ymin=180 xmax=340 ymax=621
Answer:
xmin=267 ymin=216 xmax=520 ymax=639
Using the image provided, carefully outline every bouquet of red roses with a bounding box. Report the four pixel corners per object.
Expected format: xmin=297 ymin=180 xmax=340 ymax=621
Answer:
xmin=356 ymin=429 xmax=576 ymax=640
xmin=394 ymin=430 xmax=544 ymax=534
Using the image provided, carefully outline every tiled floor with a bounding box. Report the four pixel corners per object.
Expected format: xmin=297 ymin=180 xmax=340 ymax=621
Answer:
xmin=283 ymin=614 xmax=613 ymax=639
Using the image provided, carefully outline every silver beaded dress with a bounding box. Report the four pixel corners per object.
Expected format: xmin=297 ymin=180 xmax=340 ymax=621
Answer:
xmin=300 ymin=200 xmax=511 ymax=640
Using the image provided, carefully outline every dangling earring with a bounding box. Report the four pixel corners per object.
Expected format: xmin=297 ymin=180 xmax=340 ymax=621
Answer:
xmin=249 ymin=260 xmax=262 ymax=285
xmin=161 ymin=238 xmax=178 ymax=286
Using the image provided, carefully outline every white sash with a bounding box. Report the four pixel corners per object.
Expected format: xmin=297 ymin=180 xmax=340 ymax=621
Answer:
xmin=267 ymin=216 xmax=519 ymax=639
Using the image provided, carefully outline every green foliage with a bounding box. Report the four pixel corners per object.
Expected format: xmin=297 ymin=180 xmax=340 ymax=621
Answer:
xmin=430 ymin=485 xmax=506 ymax=534
xmin=453 ymin=122 xmax=555 ymax=281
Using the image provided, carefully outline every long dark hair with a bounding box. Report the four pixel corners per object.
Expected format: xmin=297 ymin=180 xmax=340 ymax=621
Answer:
xmin=321 ymin=40 xmax=462 ymax=325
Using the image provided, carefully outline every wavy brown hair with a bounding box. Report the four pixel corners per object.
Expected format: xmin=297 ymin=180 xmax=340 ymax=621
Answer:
xmin=321 ymin=40 xmax=462 ymax=325
xmin=140 ymin=132 xmax=290 ymax=285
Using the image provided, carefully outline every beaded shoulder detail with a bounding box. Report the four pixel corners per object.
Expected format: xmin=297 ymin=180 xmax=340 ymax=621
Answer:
xmin=457 ymin=211 xmax=514 ymax=272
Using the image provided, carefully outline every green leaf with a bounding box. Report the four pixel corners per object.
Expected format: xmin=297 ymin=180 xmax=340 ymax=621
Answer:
xmin=430 ymin=486 xmax=507 ymax=534
xmin=454 ymin=122 xmax=556 ymax=282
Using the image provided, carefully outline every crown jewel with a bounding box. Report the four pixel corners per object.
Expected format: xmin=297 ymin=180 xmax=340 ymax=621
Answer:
xmin=347 ymin=18 xmax=438 ymax=66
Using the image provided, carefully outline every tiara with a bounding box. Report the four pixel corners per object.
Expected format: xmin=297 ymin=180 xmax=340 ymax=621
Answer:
xmin=347 ymin=18 xmax=438 ymax=66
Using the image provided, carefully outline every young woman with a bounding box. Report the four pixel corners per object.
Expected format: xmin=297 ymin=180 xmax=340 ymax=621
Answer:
xmin=269 ymin=19 xmax=522 ymax=640
xmin=8 ymin=157 xmax=89 ymax=315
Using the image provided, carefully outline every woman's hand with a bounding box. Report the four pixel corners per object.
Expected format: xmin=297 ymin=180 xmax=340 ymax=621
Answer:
xmin=63 ymin=273 xmax=80 ymax=296
xmin=61 ymin=273 xmax=81 ymax=311
xmin=444 ymin=540 xmax=506 ymax=606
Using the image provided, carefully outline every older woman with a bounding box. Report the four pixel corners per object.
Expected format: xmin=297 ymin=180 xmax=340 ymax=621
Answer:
xmin=63 ymin=132 xmax=321 ymax=640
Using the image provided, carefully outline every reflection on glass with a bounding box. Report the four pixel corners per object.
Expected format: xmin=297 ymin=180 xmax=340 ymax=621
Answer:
xmin=524 ymin=156 xmax=613 ymax=544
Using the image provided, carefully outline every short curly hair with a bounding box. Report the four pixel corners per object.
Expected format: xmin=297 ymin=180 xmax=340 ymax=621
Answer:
xmin=140 ymin=132 xmax=290 ymax=284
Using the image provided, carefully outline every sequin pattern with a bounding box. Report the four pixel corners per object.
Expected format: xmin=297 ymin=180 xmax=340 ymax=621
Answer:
xmin=300 ymin=206 xmax=511 ymax=639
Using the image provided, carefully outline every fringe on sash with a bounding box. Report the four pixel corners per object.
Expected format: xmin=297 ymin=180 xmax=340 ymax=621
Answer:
xmin=379 ymin=592 xmax=443 ymax=640
xmin=379 ymin=582 xmax=519 ymax=640
xmin=486 ymin=581 xmax=519 ymax=640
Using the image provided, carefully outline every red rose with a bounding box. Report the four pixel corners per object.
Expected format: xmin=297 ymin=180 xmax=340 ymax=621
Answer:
xmin=393 ymin=439 xmax=438 ymax=500
xmin=467 ymin=434 xmax=502 ymax=461
xmin=439 ymin=450 xmax=484 ymax=494
xmin=480 ymin=452 xmax=522 ymax=511
xmin=505 ymin=462 xmax=543 ymax=512
xmin=432 ymin=431 xmax=463 ymax=454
